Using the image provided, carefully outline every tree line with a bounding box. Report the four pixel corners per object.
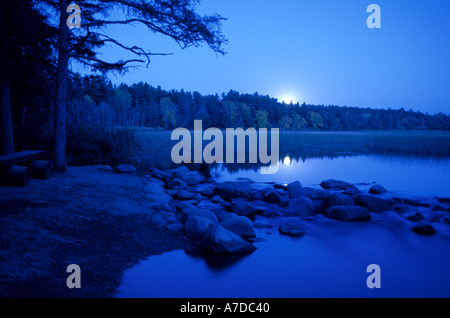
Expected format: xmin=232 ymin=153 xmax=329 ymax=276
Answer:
xmin=67 ymin=74 xmax=450 ymax=131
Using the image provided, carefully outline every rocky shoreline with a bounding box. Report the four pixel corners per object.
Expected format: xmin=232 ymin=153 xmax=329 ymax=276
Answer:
xmin=122 ymin=164 xmax=450 ymax=255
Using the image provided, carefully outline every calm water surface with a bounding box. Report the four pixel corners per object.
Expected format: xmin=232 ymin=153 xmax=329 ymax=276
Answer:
xmin=117 ymin=155 xmax=450 ymax=298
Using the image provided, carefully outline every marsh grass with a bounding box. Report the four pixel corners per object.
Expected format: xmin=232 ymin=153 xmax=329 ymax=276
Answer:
xmin=130 ymin=129 xmax=450 ymax=171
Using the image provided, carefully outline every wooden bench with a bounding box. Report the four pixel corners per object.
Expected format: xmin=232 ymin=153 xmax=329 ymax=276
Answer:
xmin=0 ymin=150 xmax=52 ymax=186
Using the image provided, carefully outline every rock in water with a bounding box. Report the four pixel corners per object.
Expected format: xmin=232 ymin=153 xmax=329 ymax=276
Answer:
xmin=326 ymin=206 xmax=371 ymax=221
xmin=201 ymin=223 xmax=256 ymax=254
xmin=413 ymin=224 xmax=436 ymax=236
xmin=353 ymin=194 xmax=394 ymax=212
xmin=285 ymin=196 xmax=315 ymax=217
xmin=287 ymin=181 xmax=303 ymax=198
xmin=369 ymin=184 xmax=388 ymax=195
xmin=221 ymin=215 xmax=256 ymax=238
xmin=184 ymin=216 xmax=216 ymax=241
xmin=214 ymin=181 xmax=254 ymax=201
xmin=172 ymin=166 xmax=190 ymax=179
xmin=116 ymin=164 xmax=136 ymax=173
xmin=326 ymin=193 xmax=354 ymax=207
xmin=279 ymin=224 xmax=305 ymax=237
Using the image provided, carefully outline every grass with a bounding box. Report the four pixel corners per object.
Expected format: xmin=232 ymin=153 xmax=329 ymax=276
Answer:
xmin=130 ymin=129 xmax=450 ymax=171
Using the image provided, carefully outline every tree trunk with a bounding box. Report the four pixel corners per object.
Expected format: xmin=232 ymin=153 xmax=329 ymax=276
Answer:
xmin=0 ymin=1 xmax=15 ymax=155
xmin=54 ymin=0 xmax=70 ymax=172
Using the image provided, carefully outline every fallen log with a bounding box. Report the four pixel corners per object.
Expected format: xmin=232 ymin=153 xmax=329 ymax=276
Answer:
xmin=0 ymin=165 xmax=32 ymax=187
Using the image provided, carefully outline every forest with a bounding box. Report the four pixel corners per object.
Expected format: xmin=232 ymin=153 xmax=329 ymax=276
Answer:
xmin=66 ymin=74 xmax=450 ymax=132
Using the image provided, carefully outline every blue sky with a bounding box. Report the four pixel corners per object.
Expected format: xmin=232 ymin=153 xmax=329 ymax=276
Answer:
xmin=89 ymin=0 xmax=450 ymax=114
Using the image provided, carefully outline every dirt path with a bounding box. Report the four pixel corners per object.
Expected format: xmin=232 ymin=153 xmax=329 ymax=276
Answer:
xmin=0 ymin=166 xmax=193 ymax=297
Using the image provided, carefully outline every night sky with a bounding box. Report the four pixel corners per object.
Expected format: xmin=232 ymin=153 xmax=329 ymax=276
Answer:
xmin=90 ymin=0 xmax=450 ymax=114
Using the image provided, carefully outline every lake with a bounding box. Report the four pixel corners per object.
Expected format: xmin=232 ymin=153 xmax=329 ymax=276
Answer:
xmin=117 ymin=153 xmax=450 ymax=298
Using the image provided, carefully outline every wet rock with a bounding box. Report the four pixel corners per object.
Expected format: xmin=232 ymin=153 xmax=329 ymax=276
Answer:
xmin=320 ymin=179 xmax=352 ymax=190
xmin=201 ymin=223 xmax=257 ymax=254
xmin=221 ymin=215 xmax=256 ymax=238
xmin=405 ymin=212 xmax=424 ymax=222
xmin=285 ymin=196 xmax=315 ymax=217
xmin=177 ymin=190 xmax=196 ymax=201
xmin=181 ymin=171 xmax=205 ymax=186
xmin=149 ymin=168 xmax=173 ymax=183
xmin=432 ymin=204 xmax=450 ymax=212
xmin=437 ymin=197 xmax=450 ymax=204
xmin=166 ymin=223 xmax=184 ymax=233
xmin=165 ymin=189 xmax=179 ymax=198
xmin=211 ymin=195 xmax=226 ymax=204
xmin=214 ymin=181 xmax=254 ymax=201
xmin=326 ymin=206 xmax=371 ymax=221
xmin=354 ymin=194 xmax=394 ymax=212
xmin=172 ymin=166 xmax=190 ymax=179
xmin=287 ymin=181 xmax=303 ymax=198
xmin=369 ymin=185 xmax=387 ymax=195
xmin=201 ymin=186 xmax=216 ymax=197
xmin=181 ymin=206 xmax=219 ymax=223
xmin=312 ymin=200 xmax=328 ymax=215
xmin=166 ymin=178 xmax=188 ymax=190
xmin=301 ymin=187 xmax=330 ymax=200
xmin=442 ymin=216 xmax=450 ymax=225
xmin=393 ymin=197 xmax=431 ymax=208
xmin=230 ymin=198 xmax=261 ymax=218
xmin=279 ymin=223 xmax=305 ymax=237
xmin=184 ymin=216 xmax=215 ymax=241
xmin=273 ymin=184 xmax=288 ymax=191
xmin=326 ymin=193 xmax=353 ymax=207
xmin=412 ymin=224 xmax=436 ymax=236
xmin=263 ymin=189 xmax=282 ymax=204
xmin=116 ymin=164 xmax=136 ymax=173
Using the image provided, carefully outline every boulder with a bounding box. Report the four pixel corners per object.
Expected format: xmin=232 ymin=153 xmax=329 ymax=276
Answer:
xmin=177 ymin=190 xmax=196 ymax=201
xmin=412 ymin=224 xmax=436 ymax=236
xmin=151 ymin=213 xmax=168 ymax=227
xmin=182 ymin=171 xmax=205 ymax=186
xmin=184 ymin=216 xmax=216 ymax=241
xmin=326 ymin=193 xmax=353 ymax=207
xmin=181 ymin=206 xmax=219 ymax=224
xmin=405 ymin=212 xmax=424 ymax=222
xmin=263 ymin=189 xmax=282 ymax=204
xmin=287 ymin=181 xmax=303 ymax=198
xmin=116 ymin=164 xmax=136 ymax=173
xmin=211 ymin=195 xmax=227 ymax=204
xmin=369 ymin=184 xmax=387 ymax=195
xmin=214 ymin=181 xmax=254 ymax=201
xmin=221 ymin=215 xmax=256 ymax=238
xmin=143 ymin=181 xmax=173 ymax=209
xmin=279 ymin=223 xmax=305 ymax=237
xmin=172 ymin=166 xmax=190 ymax=179
xmin=230 ymin=198 xmax=261 ymax=218
xmin=442 ymin=216 xmax=450 ymax=225
xmin=149 ymin=168 xmax=173 ymax=183
xmin=354 ymin=194 xmax=394 ymax=212
xmin=166 ymin=178 xmax=188 ymax=190
xmin=166 ymin=223 xmax=184 ymax=233
xmin=320 ymin=179 xmax=353 ymax=190
xmin=301 ymin=187 xmax=330 ymax=200
xmin=201 ymin=186 xmax=216 ymax=197
xmin=285 ymin=196 xmax=315 ymax=217
xmin=273 ymin=184 xmax=288 ymax=191
xmin=326 ymin=206 xmax=371 ymax=221
xmin=201 ymin=223 xmax=256 ymax=254
xmin=320 ymin=179 xmax=360 ymax=195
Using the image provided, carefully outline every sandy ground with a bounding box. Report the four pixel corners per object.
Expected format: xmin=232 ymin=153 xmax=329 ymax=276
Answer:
xmin=0 ymin=166 xmax=193 ymax=298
